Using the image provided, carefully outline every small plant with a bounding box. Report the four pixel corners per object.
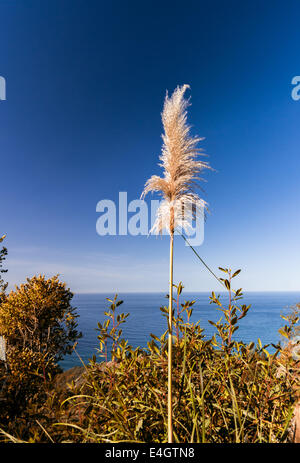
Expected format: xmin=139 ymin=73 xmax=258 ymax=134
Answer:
xmin=0 ymin=234 xmax=7 ymax=304
xmin=96 ymin=294 xmax=129 ymax=362
xmin=209 ymin=267 xmax=251 ymax=352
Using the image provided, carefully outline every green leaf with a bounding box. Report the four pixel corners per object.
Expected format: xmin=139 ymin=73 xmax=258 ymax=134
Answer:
xmin=218 ymin=267 xmax=228 ymax=273
xmin=232 ymin=269 xmax=241 ymax=278
xmin=278 ymin=328 xmax=289 ymax=339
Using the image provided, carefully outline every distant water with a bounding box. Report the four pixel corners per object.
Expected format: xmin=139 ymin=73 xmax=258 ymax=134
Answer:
xmin=60 ymin=292 xmax=300 ymax=370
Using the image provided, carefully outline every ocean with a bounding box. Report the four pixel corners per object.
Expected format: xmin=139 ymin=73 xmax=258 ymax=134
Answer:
xmin=60 ymin=291 xmax=300 ymax=370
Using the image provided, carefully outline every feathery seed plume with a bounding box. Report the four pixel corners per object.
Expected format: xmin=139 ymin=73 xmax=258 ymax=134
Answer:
xmin=142 ymin=84 xmax=211 ymax=235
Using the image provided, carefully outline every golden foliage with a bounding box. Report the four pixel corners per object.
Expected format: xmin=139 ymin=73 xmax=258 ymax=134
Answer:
xmin=0 ymin=274 xmax=81 ymax=361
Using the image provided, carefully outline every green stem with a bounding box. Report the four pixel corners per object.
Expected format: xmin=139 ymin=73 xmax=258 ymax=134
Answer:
xmin=168 ymin=231 xmax=174 ymax=443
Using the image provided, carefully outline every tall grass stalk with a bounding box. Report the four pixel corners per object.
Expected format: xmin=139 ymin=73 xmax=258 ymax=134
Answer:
xmin=141 ymin=84 xmax=211 ymax=442
xmin=167 ymin=229 xmax=174 ymax=441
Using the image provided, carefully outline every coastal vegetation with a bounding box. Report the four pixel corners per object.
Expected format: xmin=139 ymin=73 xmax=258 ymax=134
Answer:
xmin=0 ymin=238 xmax=299 ymax=443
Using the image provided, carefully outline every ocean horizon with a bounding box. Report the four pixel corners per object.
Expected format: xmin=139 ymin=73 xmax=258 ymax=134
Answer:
xmin=60 ymin=291 xmax=300 ymax=370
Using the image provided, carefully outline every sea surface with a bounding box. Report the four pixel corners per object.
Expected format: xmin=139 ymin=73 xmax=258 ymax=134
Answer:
xmin=60 ymin=292 xmax=300 ymax=370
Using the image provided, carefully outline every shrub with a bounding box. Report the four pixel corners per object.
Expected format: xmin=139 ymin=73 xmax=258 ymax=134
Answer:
xmin=0 ymin=274 xmax=81 ymax=362
xmin=0 ymin=347 xmax=59 ymax=427
xmin=0 ymin=274 xmax=82 ymax=438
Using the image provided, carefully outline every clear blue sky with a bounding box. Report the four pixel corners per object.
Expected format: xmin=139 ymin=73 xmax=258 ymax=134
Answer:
xmin=1 ymin=0 xmax=300 ymax=293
